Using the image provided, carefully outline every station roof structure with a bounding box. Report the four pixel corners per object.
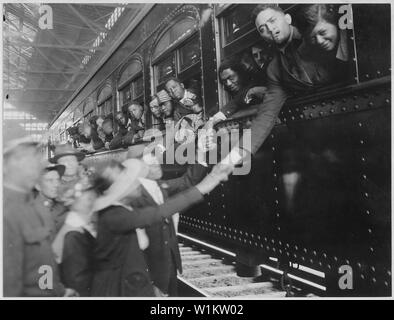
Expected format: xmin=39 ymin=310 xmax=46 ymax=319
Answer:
xmin=3 ymin=3 xmax=146 ymax=127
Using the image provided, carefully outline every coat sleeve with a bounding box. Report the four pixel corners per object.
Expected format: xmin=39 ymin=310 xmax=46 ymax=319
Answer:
xmin=248 ymin=57 xmax=288 ymax=155
xmin=3 ymin=215 xmax=23 ymax=297
xmin=162 ymin=164 xmax=208 ymax=197
xmin=103 ymin=187 xmax=203 ymax=233
xmin=61 ymin=232 xmax=92 ymax=296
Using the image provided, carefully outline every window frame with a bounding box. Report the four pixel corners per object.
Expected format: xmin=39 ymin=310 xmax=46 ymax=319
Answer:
xmin=117 ymin=57 xmax=144 ymax=110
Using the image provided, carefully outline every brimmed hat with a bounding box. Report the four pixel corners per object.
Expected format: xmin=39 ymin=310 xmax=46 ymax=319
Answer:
xmin=93 ymin=158 xmax=149 ymax=212
xmin=43 ymin=161 xmax=66 ymax=177
xmin=3 ymin=136 xmax=40 ymax=156
xmin=50 ymin=143 xmax=85 ymax=163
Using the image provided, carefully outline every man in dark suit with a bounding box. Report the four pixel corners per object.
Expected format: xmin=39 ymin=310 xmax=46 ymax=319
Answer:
xmin=128 ymin=146 xmax=208 ymax=296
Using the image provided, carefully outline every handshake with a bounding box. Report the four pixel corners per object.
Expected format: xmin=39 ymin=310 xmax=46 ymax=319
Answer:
xmin=195 ymin=162 xmax=237 ymax=195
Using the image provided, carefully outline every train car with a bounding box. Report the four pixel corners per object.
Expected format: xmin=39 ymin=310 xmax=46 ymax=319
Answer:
xmin=48 ymin=3 xmax=391 ymax=297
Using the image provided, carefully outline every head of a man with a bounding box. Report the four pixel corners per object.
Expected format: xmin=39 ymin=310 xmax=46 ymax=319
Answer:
xmin=96 ymin=116 xmax=105 ymax=128
xmin=298 ymin=4 xmax=339 ymax=52
xmin=143 ymin=153 xmax=163 ymax=180
xmin=102 ymin=118 xmax=113 ymax=135
xmin=149 ymin=97 xmax=163 ymax=119
xmin=57 ymin=154 xmax=79 ymax=177
xmin=128 ymin=102 xmax=144 ymax=121
xmin=253 ymin=4 xmax=292 ymax=46
xmin=3 ymin=142 xmax=43 ymax=192
xmin=36 ymin=168 xmax=61 ymax=200
xmin=161 ymin=101 xmax=174 ymax=118
xmin=251 ymin=43 xmax=270 ymax=68
xmin=165 ymin=78 xmax=185 ymax=101
xmin=219 ymin=60 xmax=246 ymax=94
xmin=72 ymin=188 xmax=98 ymax=219
xmin=156 ymin=90 xmax=174 ymax=118
xmin=115 ymin=111 xmax=127 ymax=127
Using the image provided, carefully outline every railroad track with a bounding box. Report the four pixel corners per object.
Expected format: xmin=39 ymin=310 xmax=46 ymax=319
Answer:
xmin=176 ymin=233 xmax=293 ymax=298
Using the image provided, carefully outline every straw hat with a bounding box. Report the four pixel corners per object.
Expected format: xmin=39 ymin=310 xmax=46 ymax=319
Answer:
xmin=3 ymin=136 xmax=40 ymax=156
xmin=93 ymin=158 xmax=149 ymax=212
xmin=50 ymin=143 xmax=85 ymax=163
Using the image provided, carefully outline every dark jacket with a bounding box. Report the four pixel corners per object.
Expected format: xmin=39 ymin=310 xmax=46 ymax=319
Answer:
xmin=129 ymin=164 xmax=207 ymax=295
xmin=60 ymin=230 xmax=95 ymax=297
xmin=220 ymin=84 xmax=266 ymax=119
xmin=91 ymin=187 xmax=203 ymax=297
xmin=248 ymin=27 xmax=350 ymax=155
xmin=3 ymin=187 xmax=65 ymax=297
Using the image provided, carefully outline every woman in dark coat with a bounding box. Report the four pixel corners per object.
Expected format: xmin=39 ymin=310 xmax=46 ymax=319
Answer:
xmin=90 ymin=159 xmax=229 ymax=297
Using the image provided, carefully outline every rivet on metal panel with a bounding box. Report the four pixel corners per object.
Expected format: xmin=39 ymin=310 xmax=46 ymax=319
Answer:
xmin=277 ymin=227 xmax=281 ymax=231
xmin=319 ymin=111 xmax=323 ymax=116
xmin=323 ymin=253 xmax=327 ymax=259
xmin=360 ymin=140 xmax=364 ymax=145
xmin=341 ymin=107 xmax=346 ymax=112
xmin=371 ymin=266 xmax=375 ymax=272
xmin=370 ymin=247 xmax=374 ymax=252
xmin=361 ymin=274 xmax=365 ymax=279
xmin=309 ymin=113 xmax=313 ymax=118
xmin=366 ymin=210 xmax=370 ymax=215
xmin=364 ymin=192 xmax=369 ymax=198
xmin=330 ymin=108 xmax=335 ymax=113
xmin=365 ymin=74 xmax=370 ymax=79
xmin=386 ymin=99 xmax=390 ymax=104
xmin=357 ymin=262 xmax=362 ymax=268
xmin=372 ymin=278 xmax=377 ymax=284
xmin=368 ymin=102 xmax=374 ymax=107
xmin=358 ymin=122 xmax=362 ymax=127
xmin=368 ymin=228 xmax=372 ymax=234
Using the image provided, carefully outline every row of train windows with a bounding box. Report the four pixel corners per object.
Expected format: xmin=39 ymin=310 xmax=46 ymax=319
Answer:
xmin=53 ymin=3 xmax=388 ymax=139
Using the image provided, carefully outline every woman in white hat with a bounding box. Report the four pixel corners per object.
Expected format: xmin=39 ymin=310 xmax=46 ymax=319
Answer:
xmin=90 ymin=158 xmax=229 ymax=297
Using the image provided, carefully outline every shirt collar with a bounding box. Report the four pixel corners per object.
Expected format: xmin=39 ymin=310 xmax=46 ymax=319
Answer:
xmin=278 ymin=26 xmax=301 ymax=53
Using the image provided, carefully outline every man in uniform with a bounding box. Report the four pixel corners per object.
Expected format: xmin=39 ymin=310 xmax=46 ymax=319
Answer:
xmin=50 ymin=143 xmax=87 ymax=208
xmin=3 ymin=137 xmax=75 ymax=297
xmin=33 ymin=161 xmax=67 ymax=241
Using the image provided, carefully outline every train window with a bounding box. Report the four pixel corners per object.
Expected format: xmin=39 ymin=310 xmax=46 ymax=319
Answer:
xmin=222 ymin=4 xmax=255 ymax=45
xmin=156 ymin=55 xmax=176 ymax=86
xmin=152 ymin=15 xmax=200 ymax=91
xmin=97 ymin=83 xmax=113 ymax=116
xmin=118 ymin=59 xmax=144 ymax=108
xmin=73 ymin=103 xmax=83 ymax=124
xmin=152 ymin=17 xmax=198 ymax=62
xmin=178 ymin=35 xmax=200 ymax=72
xmin=83 ymin=97 xmax=95 ymax=119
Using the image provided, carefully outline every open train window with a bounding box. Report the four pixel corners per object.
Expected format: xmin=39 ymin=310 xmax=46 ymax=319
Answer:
xmin=221 ymin=4 xmax=256 ymax=46
xmin=118 ymin=58 xmax=144 ymax=109
xmin=83 ymin=97 xmax=95 ymax=120
xmin=217 ymin=3 xmax=356 ymax=109
xmin=152 ymin=16 xmax=201 ymax=91
xmin=73 ymin=103 xmax=83 ymax=125
xmin=97 ymin=82 xmax=113 ymax=116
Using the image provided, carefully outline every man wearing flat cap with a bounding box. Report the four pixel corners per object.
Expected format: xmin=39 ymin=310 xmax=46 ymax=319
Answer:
xmin=50 ymin=143 xmax=87 ymax=207
xmin=3 ymin=137 xmax=75 ymax=297
xmin=33 ymin=162 xmax=68 ymax=241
